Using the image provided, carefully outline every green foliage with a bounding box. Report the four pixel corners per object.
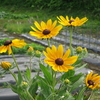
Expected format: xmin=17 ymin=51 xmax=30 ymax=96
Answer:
xmin=37 ymin=76 xmax=52 ymax=99
xmin=0 ymin=0 xmax=65 ymax=11
xmin=4 ymin=21 xmax=31 ymax=34
xmin=18 ymin=71 xmax=23 ymax=85
xmin=39 ymin=63 xmax=53 ymax=85
xmin=28 ymin=78 xmax=38 ymax=97
xmin=61 ymin=70 xmax=75 ymax=81
xmin=0 ymin=0 xmax=100 ymax=13
xmin=70 ymin=74 xmax=85 ymax=92
xmin=0 ymin=11 xmax=29 ymax=19
xmin=24 ymin=68 xmax=31 ymax=81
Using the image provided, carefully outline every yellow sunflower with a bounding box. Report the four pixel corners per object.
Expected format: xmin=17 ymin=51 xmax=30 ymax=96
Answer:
xmin=0 ymin=39 xmax=27 ymax=55
xmin=85 ymin=71 xmax=100 ymax=89
xmin=43 ymin=45 xmax=78 ymax=72
xmin=29 ymin=19 xmax=62 ymax=39
xmin=0 ymin=61 xmax=11 ymax=69
xmin=57 ymin=16 xmax=88 ymax=26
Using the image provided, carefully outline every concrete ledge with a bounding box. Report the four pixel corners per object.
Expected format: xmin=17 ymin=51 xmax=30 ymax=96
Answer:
xmin=0 ymin=88 xmax=20 ymax=100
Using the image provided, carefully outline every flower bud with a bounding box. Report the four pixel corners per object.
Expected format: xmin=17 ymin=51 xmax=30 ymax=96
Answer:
xmin=35 ymin=50 xmax=42 ymax=58
xmin=21 ymin=81 xmax=28 ymax=88
xmin=64 ymin=79 xmax=70 ymax=84
xmin=27 ymin=46 xmax=34 ymax=52
xmin=0 ymin=61 xmax=11 ymax=69
xmin=27 ymin=46 xmax=34 ymax=56
xmin=83 ymin=47 xmax=88 ymax=53
xmin=76 ymin=46 xmax=83 ymax=53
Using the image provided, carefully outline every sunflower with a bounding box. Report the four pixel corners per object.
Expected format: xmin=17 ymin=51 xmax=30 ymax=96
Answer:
xmin=0 ymin=61 xmax=11 ymax=69
xmin=29 ymin=19 xmax=62 ymax=39
xmin=43 ymin=45 xmax=78 ymax=72
xmin=57 ymin=16 xmax=88 ymax=26
xmin=0 ymin=39 xmax=27 ymax=55
xmin=85 ymin=71 xmax=100 ymax=89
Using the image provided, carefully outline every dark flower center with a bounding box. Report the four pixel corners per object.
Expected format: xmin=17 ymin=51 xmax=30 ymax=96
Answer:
xmin=69 ymin=20 xmax=74 ymax=24
xmin=4 ymin=40 xmax=12 ymax=46
xmin=88 ymin=80 xmax=94 ymax=86
xmin=43 ymin=29 xmax=51 ymax=35
xmin=55 ymin=58 xmax=64 ymax=65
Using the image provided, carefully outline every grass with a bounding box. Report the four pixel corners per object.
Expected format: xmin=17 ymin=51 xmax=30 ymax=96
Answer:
xmin=3 ymin=19 xmax=32 ymax=34
xmin=0 ymin=6 xmax=100 ymax=34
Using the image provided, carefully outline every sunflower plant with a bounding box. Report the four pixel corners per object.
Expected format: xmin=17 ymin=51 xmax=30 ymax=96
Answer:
xmin=0 ymin=16 xmax=100 ymax=100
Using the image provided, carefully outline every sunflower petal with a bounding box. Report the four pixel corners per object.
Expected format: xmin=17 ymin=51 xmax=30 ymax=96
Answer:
xmin=63 ymin=49 xmax=70 ymax=60
xmin=47 ymin=19 xmax=52 ymax=29
xmin=41 ymin=21 xmax=46 ymax=30
xmin=65 ymin=56 xmax=78 ymax=65
xmin=8 ymin=46 xmax=12 ymax=55
xmin=57 ymin=45 xmax=63 ymax=58
xmin=30 ymin=26 xmax=40 ymax=32
xmin=0 ymin=45 xmax=7 ymax=53
xmin=34 ymin=21 xmax=42 ymax=31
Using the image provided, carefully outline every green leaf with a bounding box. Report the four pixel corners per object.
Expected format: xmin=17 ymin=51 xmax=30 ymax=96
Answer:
xmin=70 ymin=75 xmax=85 ymax=92
xmin=39 ymin=63 xmax=52 ymax=85
xmin=70 ymin=73 xmax=83 ymax=83
xmin=75 ymin=63 xmax=87 ymax=72
xmin=9 ymin=84 xmax=18 ymax=93
xmin=37 ymin=75 xmax=52 ymax=98
xmin=35 ymin=93 xmax=45 ymax=100
xmin=64 ymin=93 xmax=75 ymax=100
xmin=69 ymin=45 xmax=74 ymax=56
xmin=61 ymin=70 xmax=75 ymax=80
xmin=64 ymin=91 xmax=75 ymax=100
xmin=76 ymin=86 xmax=87 ymax=100
xmin=24 ymin=68 xmax=31 ymax=81
xmin=28 ymin=78 xmax=38 ymax=97
xmin=17 ymin=71 xmax=23 ymax=85
xmin=54 ymin=86 xmax=67 ymax=100
xmin=55 ymin=90 xmax=75 ymax=100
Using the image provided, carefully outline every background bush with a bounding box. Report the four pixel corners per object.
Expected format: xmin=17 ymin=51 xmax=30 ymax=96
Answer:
xmin=0 ymin=0 xmax=100 ymax=12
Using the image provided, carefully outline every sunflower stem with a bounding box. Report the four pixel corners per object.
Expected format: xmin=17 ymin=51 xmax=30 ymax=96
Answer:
xmin=29 ymin=56 xmax=33 ymax=79
xmin=26 ymin=90 xmax=35 ymax=100
xmin=69 ymin=26 xmax=74 ymax=56
xmin=29 ymin=56 xmax=33 ymax=72
xmin=69 ymin=26 xmax=73 ymax=49
xmin=11 ymin=49 xmax=24 ymax=81
xmin=47 ymin=38 xmax=51 ymax=47
xmin=51 ymin=69 xmax=56 ymax=100
xmin=9 ymin=69 xmax=18 ymax=83
xmin=11 ymin=51 xmax=20 ymax=72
